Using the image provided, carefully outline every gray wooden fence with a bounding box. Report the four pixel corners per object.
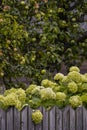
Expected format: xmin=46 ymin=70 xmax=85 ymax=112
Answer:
xmin=0 ymin=106 xmax=87 ymax=130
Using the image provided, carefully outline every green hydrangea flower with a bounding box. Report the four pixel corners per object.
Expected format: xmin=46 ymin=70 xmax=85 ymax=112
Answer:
xmin=67 ymin=71 xmax=82 ymax=83
xmin=53 ymin=85 xmax=61 ymax=92
xmin=61 ymin=76 xmax=69 ymax=85
xmin=81 ymin=83 xmax=87 ymax=91
xmin=4 ymin=88 xmax=16 ymax=96
xmin=54 ymin=73 xmax=64 ymax=81
xmin=15 ymin=100 xmax=22 ymax=111
xmin=15 ymin=88 xmax=26 ymax=104
xmin=31 ymin=86 xmax=41 ymax=95
xmin=69 ymin=66 xmax=80 ymax=72
xmin=81 ymin=75 xmax=87 ymax=82
xmin=3 ymin=88 xmax=26 ymax=110
xmin=41 ymin=79 xmax=49 ymax=87
xmin=40 ymin=88 xmax=56 ymax=100
xmin=32 ymin=110 xmax=43 ymax=124
xmin=56 ymin=92 xmax=66 ymax=101
xmin=69 ymin=95 xmax=82 ymax=108
xmin=41 ymin=79 xmax=57 ymax=89
xmin=84 ymin=73 xmax=87 ymax=78
xmin=81 ymin=93 xmax=87 ymax=102
xmin=26 ymin=84 xmax=37 ymax=95
xmin=68 ymin=81 xmax=78 ymax=93
xmin=4 ymin=93 xmax=18 ymax=108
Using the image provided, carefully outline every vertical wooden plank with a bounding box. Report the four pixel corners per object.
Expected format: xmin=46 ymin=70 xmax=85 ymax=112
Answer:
xmin=49 ymin=107 xmax=56 ymax=130
xmin=35 ymin=107 xmax=43 ymax=130
xmin=14 ymin=107 xmax=20 ymax=130
xmin=63 ymin=106 xmax=70 ymax=130
xmin=70 ymin=107 xmax=75 ymax=130
xmin=0 ymin=108 xmax=6 ymax=130
xmin=55 ymin=107 xmax=62 ymax=130
xmin=21 ymin=107 xmax=28 ymax=130
xmin=27 ymin=107 xmax=34 ymax=130
xmin=42 ymin=107 xmax=49 ymax=130
xmin=83 ymin=107 xmax=87 ymax=130
xmin=76 ymin=106 xmax=83 ymax=130
xmin=7 ymin=107 xmax=14 ymax=130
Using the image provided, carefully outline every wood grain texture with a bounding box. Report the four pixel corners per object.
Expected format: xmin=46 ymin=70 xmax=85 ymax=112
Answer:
xmin=83 ymin=106 xmax=87 ymax=130
xmin=55 ymin=107 xmax=62 ymax=130
xmin=42 ymin=107 xmax=49 ymax=130
xmin=49 ymin=107 xmax=56 ymax=130
xmin=14 ymin=107 xmax=20 ymax=130
xmin=70 ymin=107 xmax=75 ymax=130
xmin=63 ymin=106 xmax=70 ymax=130
xmin=6 ymin=107 xmax=13 ymax=130
xmin=0 ymin=108 xmax=5 ymax=130
xmin=27 ymin=107 xmax=35 ymax=130
xmin=76 ymin=106 xmax=83 ymax=130
xmin=21 ymin=107 xmax=28 ymax=130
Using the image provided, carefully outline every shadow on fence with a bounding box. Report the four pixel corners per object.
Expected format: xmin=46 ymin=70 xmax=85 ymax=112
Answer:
xmin=0 ymin=106 xmax=87 ymax=130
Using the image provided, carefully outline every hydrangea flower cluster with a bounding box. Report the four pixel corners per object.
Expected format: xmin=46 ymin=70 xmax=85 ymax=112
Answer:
xmin=0 ymin=88 xmax=26 ymax=110
xmin=32 ymin=110 xmax=43 ymax=124
xmin=68 ymin=82 xmax=78 ymax=93
xmin=40 ymin=88 xmax=56 ymax=100
xmin=69 ymin=95 xmax=82 ymax=108
xmin=69 ymin=66 xmax=80 ymax=72
xmin=26 ymin=84 xmax=38 ymax=95
xmin=54 ymin=73 xmax=64 ymax=81
xmin=41 ymin=79 xmax=58 ymax=90
xmin=67 ymin=71 xmax=82 ymax=83
xmin=26 ymin=85 xmax=44 ymax=109
xmin=56 ymin=92 xmax=66 ymax=101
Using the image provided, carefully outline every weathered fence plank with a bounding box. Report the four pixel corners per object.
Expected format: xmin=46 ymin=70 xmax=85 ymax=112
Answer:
xmin=83 ymin=107 xmax=87 ymax=130
xmin=55 ymin=107 xmax=62 ymax=130
xmin=63 ymin=106 xmax=70 ymax=130
xmin=27 ymin=107 xmax=34 ymax=130
xmin=14 ymin=108 xmax=20 ymax=130
xmin=7 ymin=107 xmax=13 ymax=130
xmin=21 ymin=107 xmax=28 ymax=130
xmin=49 ymin=107 xmax=56 ymax=130
xmin=42 ymin=107 xmax=49 ymax=130
xmin=0 ymin=108 xmax=5 ymax=130
xmin=76 ymin=106 xmax=83 ymax=130
xmin=70 ymin=107 xmax=75 ymax=130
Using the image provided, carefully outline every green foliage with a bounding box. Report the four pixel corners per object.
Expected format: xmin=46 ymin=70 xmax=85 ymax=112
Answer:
xmin=0 ymin=0 xmax=87 ymax=88
xmin=0 ymin=4 xmax=29 ymax=89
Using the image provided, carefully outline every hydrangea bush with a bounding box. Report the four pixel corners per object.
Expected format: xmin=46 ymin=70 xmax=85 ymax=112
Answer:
xmin=0 ymin=66 xmax=87 ymax=123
